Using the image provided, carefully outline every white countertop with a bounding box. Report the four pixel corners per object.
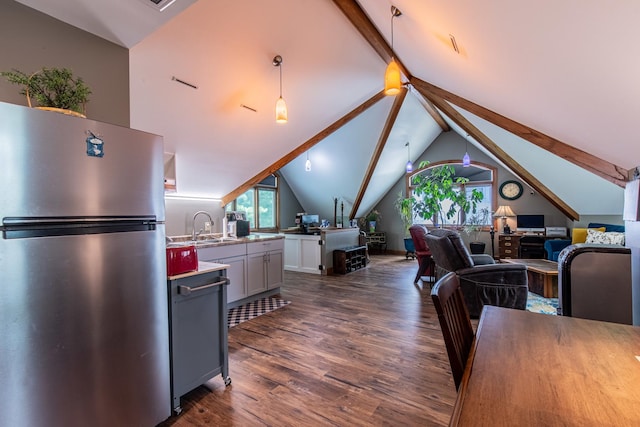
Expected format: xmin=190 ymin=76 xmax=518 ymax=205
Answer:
xmin=167 ymin=261 xmax=230 ymax=281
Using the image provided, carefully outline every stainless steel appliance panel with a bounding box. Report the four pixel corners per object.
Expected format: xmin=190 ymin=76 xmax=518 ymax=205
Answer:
xmin=0 ymin=101 xmax=165 ymax=221
xmin=0 ymin=226 xmax=170 ymax=426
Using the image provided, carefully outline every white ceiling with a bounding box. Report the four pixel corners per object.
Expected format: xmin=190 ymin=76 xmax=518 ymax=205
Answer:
xmin=16 ymin=0 xmax=639 ymax=221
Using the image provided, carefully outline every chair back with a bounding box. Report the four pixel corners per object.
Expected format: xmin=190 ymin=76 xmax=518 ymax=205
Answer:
xmin=426 ymin=229 xmax=474 ymax=272
xmin=431 ymin=272 xmax=474 ymax=390
xmin=409 ymin=225 xmax=430 ymax=254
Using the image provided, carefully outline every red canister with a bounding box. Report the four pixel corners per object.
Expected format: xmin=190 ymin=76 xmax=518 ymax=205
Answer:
xmin=166 ymin=245 xmax=198 ymax=276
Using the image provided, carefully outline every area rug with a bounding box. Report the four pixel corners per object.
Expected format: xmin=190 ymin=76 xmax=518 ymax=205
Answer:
xmin=526 ymin=292 xmax=558 ymax=315
xmin=227 ymin=296 xmax=290 ymax=327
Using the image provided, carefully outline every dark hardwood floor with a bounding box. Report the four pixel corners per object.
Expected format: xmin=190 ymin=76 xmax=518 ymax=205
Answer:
xmin=159 ymin=255 xmax=458 ymax=426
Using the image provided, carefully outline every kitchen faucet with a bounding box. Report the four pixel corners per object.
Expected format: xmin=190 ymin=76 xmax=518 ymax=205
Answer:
xmin=192 ymin=211 xmax=214 ymax=241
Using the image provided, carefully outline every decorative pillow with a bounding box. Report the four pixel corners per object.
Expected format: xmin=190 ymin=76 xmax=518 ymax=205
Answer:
xmin=585 ymin=229 xmax=626 ymax=245
xmin=571 ymin=227 xmax=605 ymax=244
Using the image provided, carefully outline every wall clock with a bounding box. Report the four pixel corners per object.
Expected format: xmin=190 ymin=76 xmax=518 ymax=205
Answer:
xmin=499 ymin=180 xmax=523 ymax=200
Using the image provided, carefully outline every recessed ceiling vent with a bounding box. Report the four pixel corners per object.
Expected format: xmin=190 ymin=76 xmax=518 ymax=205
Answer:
xmin=143 ymin=0 xmax=178 ymax=12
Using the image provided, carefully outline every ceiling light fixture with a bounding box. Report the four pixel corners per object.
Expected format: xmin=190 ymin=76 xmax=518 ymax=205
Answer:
xmin=384 ymin=6 xmax=402 ymax=96
xmin=305 ymin=151 xmax=311 ymax=172
xmin=405 ymin=142 xmax=413 ymax=173
xmin=273 ymin=55 xmax=287 ymax=123
xmin=463 ymin=134 xmax=471 ymax=167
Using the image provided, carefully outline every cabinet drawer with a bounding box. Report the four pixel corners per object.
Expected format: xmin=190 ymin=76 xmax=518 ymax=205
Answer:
xmin=198 ymin=243 xmax=246 ymax=260
xmin=247 ymin=239 xmax=284 ymax=254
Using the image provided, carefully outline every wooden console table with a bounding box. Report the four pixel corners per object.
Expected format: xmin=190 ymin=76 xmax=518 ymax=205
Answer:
xmin=502 ymin=258 xmax=558 ymax=298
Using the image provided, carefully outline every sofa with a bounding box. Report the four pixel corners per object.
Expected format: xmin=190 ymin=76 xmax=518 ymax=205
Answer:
xmin=425 ymin=228 xmax=529 ymax=318
xmin=544 ymin=222 xmax=625 ymax=261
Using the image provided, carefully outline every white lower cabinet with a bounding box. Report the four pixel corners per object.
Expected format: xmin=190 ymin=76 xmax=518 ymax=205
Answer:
xmin=198 ymin=243 xmax=247 ymax=304
xmin=197 ymin=238 xmax=284 ymax=304
xmin=220 ymin=255 xmax=247 ymax=303
xmin=284 ymin=234 xmax=322 ymax=274
xmin=247 ymin=239 xmax=284 ymax=296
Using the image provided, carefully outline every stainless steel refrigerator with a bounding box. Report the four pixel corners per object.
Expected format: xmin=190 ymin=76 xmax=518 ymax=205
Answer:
xmin=0 ymin=101 xmax=170 ymax=426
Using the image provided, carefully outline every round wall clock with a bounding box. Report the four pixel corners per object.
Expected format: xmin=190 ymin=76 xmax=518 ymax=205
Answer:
xmin=499 ymin=180 xmax=524 ymax=200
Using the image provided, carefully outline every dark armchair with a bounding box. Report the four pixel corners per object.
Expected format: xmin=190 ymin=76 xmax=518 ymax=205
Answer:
xmin=425 ymin=228 xmax=529 ymax=318
xmin=409 ymin=225 xmax=435 ymax=284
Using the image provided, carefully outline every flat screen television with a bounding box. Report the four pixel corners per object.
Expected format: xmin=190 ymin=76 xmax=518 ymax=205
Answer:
xmin=516 ymin=214 xmax=545 ymax=233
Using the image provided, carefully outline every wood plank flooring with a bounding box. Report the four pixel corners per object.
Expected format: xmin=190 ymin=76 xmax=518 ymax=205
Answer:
xmin=159 ymin=255 xmax=458 ymax=426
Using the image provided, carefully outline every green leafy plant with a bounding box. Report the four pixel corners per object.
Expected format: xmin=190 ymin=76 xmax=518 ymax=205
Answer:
xmin=1 ymin=67 xmax=91 ymax=114
xmin=365 ymin=209 xmax=381 ymax=222
xmin=409 ymin=162 xmax=484 ymax=226
xmin=463 ymin=207 xmax=490 ymax=242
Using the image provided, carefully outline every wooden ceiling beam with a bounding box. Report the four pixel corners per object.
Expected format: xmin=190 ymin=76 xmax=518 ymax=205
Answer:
xmin=221 ymin=91 xmax=387 ymax=207
xmin=407 ymin=84 xmax=450 ymax=131
xmin=411 ymin=77 xmax=628 ymax=188
xmin=350 ymin=87 xmax=408 ymax=219
xmin=413 ymin=83 xmax=580 ymax=221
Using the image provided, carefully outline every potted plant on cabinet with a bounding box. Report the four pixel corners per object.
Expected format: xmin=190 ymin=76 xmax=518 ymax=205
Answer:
xmin=1 ymin=67 xmax=91 ymax=117
xmin=409 ymin=162 xmax=484 ymax=227
xmin=463 ymin=207 xmax=490 ymax=254
xmin=361 ymin=209 xmax=381 ymax=233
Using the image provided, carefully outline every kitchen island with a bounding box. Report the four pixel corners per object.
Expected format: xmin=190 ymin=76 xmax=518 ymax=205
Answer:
xmin=167 ymin=261 xmax=230 ymax=414
xmin=283 ymin=227 xmax=362 ymax=275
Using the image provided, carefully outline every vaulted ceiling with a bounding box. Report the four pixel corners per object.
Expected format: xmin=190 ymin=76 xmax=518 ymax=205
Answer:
xmin=16 ymin=0 xmax=639 ymax=222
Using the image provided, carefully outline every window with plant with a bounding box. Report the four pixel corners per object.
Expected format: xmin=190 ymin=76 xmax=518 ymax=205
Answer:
xmin=405 ymin=161 xmax=495 ymax=227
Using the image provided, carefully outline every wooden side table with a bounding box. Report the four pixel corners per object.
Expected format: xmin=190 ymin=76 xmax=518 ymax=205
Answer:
xmin=498 ymin=234 xmax=520 ymax=259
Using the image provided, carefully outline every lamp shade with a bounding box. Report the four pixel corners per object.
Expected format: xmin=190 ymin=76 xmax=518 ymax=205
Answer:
xmin=384 ymin=59 xmax=402 ymax=95
xmin=462 ymin=152 xmax=471 ymax=167
xmin=405 ymin=160 xmax=413 ymax=173
xmin=305 ymin=158 xmax=311 ymax=172
xmin=275 ymin=96 xmax=287 ymax=123
xmin=494 ymin=205 xmax=516 ymax=218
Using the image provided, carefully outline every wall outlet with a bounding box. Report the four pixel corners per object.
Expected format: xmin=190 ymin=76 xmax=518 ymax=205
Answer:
xmin=204 ymin=221 xmax=212 ymax=233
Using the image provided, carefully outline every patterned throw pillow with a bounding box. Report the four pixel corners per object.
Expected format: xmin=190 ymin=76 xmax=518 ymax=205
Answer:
xmin=571 ymin=227 xmax=605 ymax=244
xmin=585 ymin=229 xmax=626 ymax=245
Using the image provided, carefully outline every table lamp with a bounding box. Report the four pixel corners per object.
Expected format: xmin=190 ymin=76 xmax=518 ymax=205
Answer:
xmin=494 ymin=205 xmax=516 ymax=234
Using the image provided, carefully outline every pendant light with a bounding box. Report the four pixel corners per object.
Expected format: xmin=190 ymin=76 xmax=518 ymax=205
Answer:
xmin=305 ymin=151 xmax=311 ymax=172
xmin=384 ymin=6 xmax=403 ymax=96
xmin=273 ymin=55 xmax=287 ymax=123
xmin=462 ymin=134 xmax=471 ymax=167
xmin=405 ymin=142 xmax=413 ymax=173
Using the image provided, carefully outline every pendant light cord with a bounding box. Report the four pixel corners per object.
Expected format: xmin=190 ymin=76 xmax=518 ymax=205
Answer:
xmin=279 ymin=63 xmax=283 ymax=98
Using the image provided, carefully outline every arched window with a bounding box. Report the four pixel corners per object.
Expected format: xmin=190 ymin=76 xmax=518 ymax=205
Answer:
xmin=405 ymin=161 xmax=496 ymax=226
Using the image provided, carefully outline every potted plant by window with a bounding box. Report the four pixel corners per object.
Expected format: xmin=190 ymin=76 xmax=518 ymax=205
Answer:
xmin=1 ymin=67 xmax=91 ymax=117
xmin=463 ymin=207 xmax=490 ymax=254
xmin=395 ymin=192 xmax=416 ymax=258
xmin=409 ymin=162 xmax=484 ymax=227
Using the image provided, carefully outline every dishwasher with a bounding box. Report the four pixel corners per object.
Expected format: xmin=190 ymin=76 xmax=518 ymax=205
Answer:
xmin=167 ymin=266 xmax=231 ymax=414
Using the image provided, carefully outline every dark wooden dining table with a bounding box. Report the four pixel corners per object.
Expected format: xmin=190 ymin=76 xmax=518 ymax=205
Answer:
xmin=450 ymin=305 xmax=640 ymax=426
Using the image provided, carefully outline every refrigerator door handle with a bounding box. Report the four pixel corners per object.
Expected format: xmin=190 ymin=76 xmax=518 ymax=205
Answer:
xmin=178 ymin=278 xmax=229 ymax=296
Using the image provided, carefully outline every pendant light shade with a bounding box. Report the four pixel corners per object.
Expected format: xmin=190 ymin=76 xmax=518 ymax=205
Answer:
xmin=273 ymin=55 xmax=288 ymax=123
xmin=275 ymin=96 xmax=287 ymax=123
xmin=385 ymin=6 xmax=402 ymax=96
xmin=305 ymin=151 xmax=311 ymax=172
xmin=462 ymin=151 xmax=471 ymax=167
xmin=462 ymin=134 xmax=471 ymax=167
xmin=405 ymin=142 xmax=412 ymax=172
xmin=385 ymin=59 xmax=402 ymax=96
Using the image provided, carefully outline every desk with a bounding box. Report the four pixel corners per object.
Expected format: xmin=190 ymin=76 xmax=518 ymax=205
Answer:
xmin=450 ymin=306 xmax=640 ymax=426
xmin=502 ymin=258 xmax=558 ymax=297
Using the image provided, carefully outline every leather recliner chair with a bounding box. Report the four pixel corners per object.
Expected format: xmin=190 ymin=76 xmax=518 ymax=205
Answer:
xmin=425 ymin=228 xmax=529 ymax=318
xmin=408 ymin=225 xmax=435 ymax=284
